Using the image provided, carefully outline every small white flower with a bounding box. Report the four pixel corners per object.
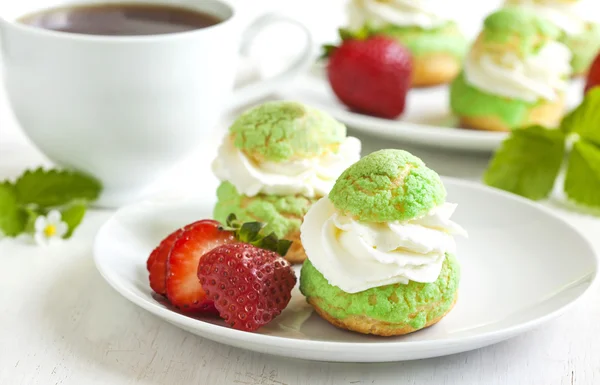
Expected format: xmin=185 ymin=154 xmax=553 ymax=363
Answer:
xmin=34 ymin=210 xmax=68 ymax=246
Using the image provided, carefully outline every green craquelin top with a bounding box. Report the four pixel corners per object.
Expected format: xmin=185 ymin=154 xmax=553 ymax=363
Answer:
xmin=229 ymin=101 xmax=347 ymax=163
xmin=482 ymin=7 xmax=562 ymax=57
xmin=328 ymin=149 xmax=446 ymax=222
xmin=376 ymin=22 xmax=468 ymax=59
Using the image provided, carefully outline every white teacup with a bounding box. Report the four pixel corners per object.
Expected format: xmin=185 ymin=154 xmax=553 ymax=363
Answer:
xmin=0 ymin=0 xmax=314 ymax=207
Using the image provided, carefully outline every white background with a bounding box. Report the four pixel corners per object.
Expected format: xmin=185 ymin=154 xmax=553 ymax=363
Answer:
xmin=2 ymin=1 xmax=600 ymax=384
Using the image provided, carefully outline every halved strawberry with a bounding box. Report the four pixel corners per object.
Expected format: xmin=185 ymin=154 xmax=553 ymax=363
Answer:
xmin=147 ymin=247 xmax=157 ymax=271
xmin=147 ymin=228 xmax=185 ymax=295
xmin=166 ymin=220 xmax=236 ymax=312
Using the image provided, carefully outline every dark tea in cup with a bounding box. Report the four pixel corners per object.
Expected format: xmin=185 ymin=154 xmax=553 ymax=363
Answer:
xmin=19 ymin=2 xmax=222 ymax=36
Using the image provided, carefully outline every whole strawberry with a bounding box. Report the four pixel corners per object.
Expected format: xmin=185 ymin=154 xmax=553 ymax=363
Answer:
xmin=198 ymin=237 xmax=296 ymax=332
xmin=325 ymin=28 xmax=413 ymax=119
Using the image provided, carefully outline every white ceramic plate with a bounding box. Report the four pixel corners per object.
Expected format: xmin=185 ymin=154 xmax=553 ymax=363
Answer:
xmin=277 ymin=67 xmax=585 ymax=152
xmin=93 ymin=178 xmax=598 ymax=362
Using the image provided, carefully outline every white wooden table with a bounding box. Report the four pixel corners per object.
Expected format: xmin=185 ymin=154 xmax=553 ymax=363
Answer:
xmin=2 ymin=1 xmax=600 ymax=384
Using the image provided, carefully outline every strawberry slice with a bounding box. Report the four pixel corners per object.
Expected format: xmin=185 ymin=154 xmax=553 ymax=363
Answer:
xmin=147 ymin=228 xmax=185 ymax=295
xmin=147 ymin=221 xmax=209 ymax=295
xmin=147 ymin=248 xmax=157 ymax=271
xmin=166 ymin=220 xmax=236 ymax=312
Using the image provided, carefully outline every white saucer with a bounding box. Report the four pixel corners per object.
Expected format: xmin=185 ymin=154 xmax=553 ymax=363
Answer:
xmin=93 ymin=178 xmax=597 ymax=362
xmin=277 ymin=67 xmax=585 ymax=152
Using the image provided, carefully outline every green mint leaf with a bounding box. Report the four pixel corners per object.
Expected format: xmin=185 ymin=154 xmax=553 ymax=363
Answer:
xmin=225 ymin=213 xmax=241 ymax=230
xmin=276 ymin=239 xmax=293 ymax=257
xmin=23 ymin=206 xmax=40 ymax=234
xmin=564 ymin=140 xmax=600 ymax=208
xmin=238 ymin=221 xmax=263 ymax=243
xmin=60 ymin=202 xmax=87 ymax=238
xmin=253 ymin=232 xmax=278 ymax=252
xmin=226 ymin=213 xmax=236 ymax=228
xmin=355 ymin=25 xmax=370 ymax=40
xmin=0 ymin=183 xmax=27 ymax=236
xmin=559 ymin=106 xmax=577 ymax=134
xmin=560 ymin=87 xmax=600 ymax=145
xmin=338 ymin=26 xmax=372 ymax=42
xmin=484 ymin=125 xmax=566 ymax=200
xmin=320 ymin=44 xmax=338 ymax=60
xmin=338 ymin=27 xmax=354 ymax=41
xmin=14 ymin=168 xmax=101 ymax=208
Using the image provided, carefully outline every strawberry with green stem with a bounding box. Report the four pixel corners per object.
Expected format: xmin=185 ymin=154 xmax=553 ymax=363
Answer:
xmin=323 ymin=27 xmax=413 ymax=119
xmin=198 ymin=216 xmax=296 ymax=332
xmin=147 ymin=214 xmax=295 ymax=327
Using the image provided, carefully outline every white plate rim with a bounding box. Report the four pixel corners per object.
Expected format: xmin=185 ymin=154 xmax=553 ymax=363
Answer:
xmin=93 ymin=177 xmax=599 ymax=356
xmin=276 ymin=72 xmax=509 ymax=152
xmin=276 ymin=70 xmax=584 ymax=152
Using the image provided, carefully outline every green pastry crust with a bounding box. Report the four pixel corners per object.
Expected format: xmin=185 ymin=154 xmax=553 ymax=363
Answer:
xmin=228 ymin=101 xmax=347 ymax=163
xmin=562 ymin=23 xmax=600 ymax=75
xmin=482 ymin=7 xmax=562 ymax=57
xmin=450 ymin=72 xmax=538 ymax=128
xmin=376 ymin=21 xmax=468 ymax=59
xmin=213 ymin=182 xmax=317 ymax=238
xmin=299 ymin=255 xmax=460 ymax=329
xmin=328 ymin=149 xmax=446 ymax=222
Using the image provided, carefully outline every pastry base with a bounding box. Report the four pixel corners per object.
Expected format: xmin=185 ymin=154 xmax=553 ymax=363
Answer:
xmin=284 ymin=231 xmax=307 ymax=264
xmin=413 ymin=53 xmax=461 ymax=87
xmin=308 ymin=294 xmax=457 ymax=337
xmin=460 ymin=96 xmax=565 ymax=132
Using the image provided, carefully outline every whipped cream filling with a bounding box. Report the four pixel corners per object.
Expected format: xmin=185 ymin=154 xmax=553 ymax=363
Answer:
xmin=301 ymin=197 xmax=467 ymax=294
xmin=507 ymin=0 xmax=594 ymax=35
xmin=212 ymin=136 xmax=361 ymax=198
xmin=464 ymin=40 xmax=572 ymax=102
xmin=347 ymin=0 xmax=447 ymax=30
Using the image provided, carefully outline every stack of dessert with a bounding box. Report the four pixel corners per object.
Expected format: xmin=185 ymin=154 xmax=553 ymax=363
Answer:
xmin=145 ymin=101 xmax=467 ymax=336
xmin=321 ymin=0 xmax=600 ymax=131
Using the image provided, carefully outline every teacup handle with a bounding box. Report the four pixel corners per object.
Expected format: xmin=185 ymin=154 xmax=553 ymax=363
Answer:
xmin=228 ymin=13 xmax=315 ymax=110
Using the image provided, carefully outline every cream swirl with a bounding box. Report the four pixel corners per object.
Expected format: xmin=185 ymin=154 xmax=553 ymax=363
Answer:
xmin=464 ymin=40 xmax=572 ymax=102
xmin=211 ymin=136 xmax=361 ymax=198
xmin=506 ymin=0 xmax=594 ymax=35
xmin=301 ymin=197 xmax=467 ymax=293
xmin=347 ymin=0 xmax=447 ymax=30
